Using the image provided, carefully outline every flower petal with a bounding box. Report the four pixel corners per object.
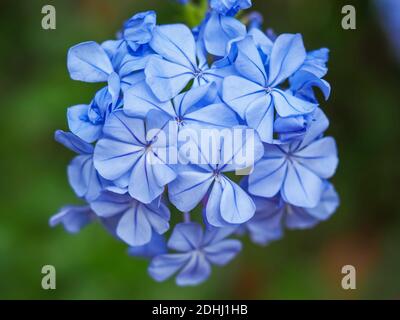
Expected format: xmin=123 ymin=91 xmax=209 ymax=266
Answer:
xmin=67 ymin=104 xmax=102 ymax=143
xmin=145 ymin=55 xmax=194 ymax=101
xmin=168 ymin=222 xmax=204 ymax=252
xmin=168 ymin=167 xmax=214 ymax=212
xmin=148 ymin=253 xmax=191 ymax=282
xmin=176 ymin=253 xmax=211 ymax=286
xmin=235 ymin=36 xmax=268 ymax=86
xmin=49 ymin=205 xmax=95 ymax=233
xmin=67 ymin=41 xmax=113 ymax=82
xmin=124 ymin=81 xmax=175 ymax=118
xmin=150 ymin=24 xmax=197 ymax=68
xmin=294 ymin=137 xmax=338 ymax=179
xmin=268 ymin=34 xmax=306 ymax=87
xmin=220 ymin=177 xmax=256 ymax=224
xmin=223 ymin=76 xmax=265 ymax=118
xmin=272 ymin=89 xmax=317 ymax=117
xmin=54 ymin=130 xmax=93 ymax=155
xmin=245 ymin=94 xmax=274 ymax=143
xmin=203 ymin=239 xmax=242 ymax=266
xmin=282 ymin=162 xmax=324 ymax=208
xmin=204 ymin=13 xmax=246 ymax=57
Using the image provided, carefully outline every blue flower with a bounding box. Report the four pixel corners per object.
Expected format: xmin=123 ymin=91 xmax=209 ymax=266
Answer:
xmin=148 ymin=222 xmax=242 ymax=286
xmin=145 ymin=24 xmax=235 ymax=101
xmin=274 ymin=107 xmax=329 ymax=143
xmin=93 ymin=110 xmax=177 ymax=204
xmin=120 ymin=11 xmax=157 ymax=52
xmin=68 ymin=39 xmax=152 ymax=102
xmin=209 ymin=0 xmax=252 ymax=16
xmin=248 ymin=125 xmax=338 ymax=208
xmin=243 ymin=182 xmax=339 ymax=245
xmin=128 ymin=233 xmax=168 ymax=259
xmin=202 ymin=12 xmax=247 ymax=57
xmin=55 ymin=130 xmax=108 ymax=201
xmin=67 ymin=87 xmax=121 ymax=143
xmin=90 ymin=191 xmax=170 ymax=246
xmin=50 ymin=205 xmax=96 ymax=233
xmin=124 ymin=82 xmax=239 ymax=133
xmin=223 ymin=34 xmax=318 ymax=143
xmin=168 ymin=127 xmax=264 ymax=226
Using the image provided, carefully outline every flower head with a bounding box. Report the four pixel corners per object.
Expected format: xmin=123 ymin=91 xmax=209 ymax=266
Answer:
xmin=148 ymin=222 xmax=242 ymax=286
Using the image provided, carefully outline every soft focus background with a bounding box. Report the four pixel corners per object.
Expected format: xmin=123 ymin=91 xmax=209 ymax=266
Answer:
xmin=0 ymin=0 xmax=399 ymax=299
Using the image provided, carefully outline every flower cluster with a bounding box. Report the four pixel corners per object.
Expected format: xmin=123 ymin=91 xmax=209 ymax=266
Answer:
xmin=52 ymin=0 xmax=339 ymax=286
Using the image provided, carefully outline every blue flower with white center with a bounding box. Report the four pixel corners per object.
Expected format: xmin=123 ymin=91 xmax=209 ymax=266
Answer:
xmin=168 ymin=127 xmax=264 ymax=226
xmin=93 ymin=110 xmax=177 ymax=204
xmin=223 ymin=34 xmax=318 ymax=143
xmin=248 ymin=126 xmax=338 ymax=208
xmin=55 ymin=130 xmax=108 ymax=202
xmin=145 ymin=24 xmax=235 ymax=101
xmin=90 ymin=192 xmax=170 ymax=247
xmin=50 ymin=205 xmax=96 ymax=234
xmin=124 ymin=82 xmax=239 ymax=133
xmin=243 ymin=182 xmax=339 ymax=245
xmin=148 ymin=222 xmax=242 ymax=286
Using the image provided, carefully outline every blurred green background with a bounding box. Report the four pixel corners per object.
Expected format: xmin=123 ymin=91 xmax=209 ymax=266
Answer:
xmin=0 ymin=0 xmax=399 ymax=299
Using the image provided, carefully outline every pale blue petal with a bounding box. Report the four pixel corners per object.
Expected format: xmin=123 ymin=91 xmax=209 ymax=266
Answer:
xmin=245 ymin=94 xmax=274 ymax=143
xmin=68 ymin=154 xmax=105 ymax=201
xmin=49 ymin=205 xmax=95 ymax=233
xmin=124 ymin=82 xmax=175 ymax=118
xmin=282 ymin=162 xmax=324 ymax=208
xmin=299 ymin=48 xmax=329 ymax=78
xmin=168 ymin=222 xmax=203 ymax=252
xmin=220 ymin=177 xmax=256 ymax=224
xmin=173 ymin=83 xmax=218 ymax=116
xmin=185 ymin=103 xmax=240 ymax=129
xmin=305 ymin=182 xmax=339 ymax=220
xmin=148 ymin=253 xmax=191 ymax=282
xmin=205 ymin=180 xmax=230 ymax=227
xmin=128 ymin=233 xmax=168 ymax=259
xmin=168 ymin=167 xmax=214 ymax=212
xmin=294 ymin=137 xmax=338 ymax=179
xmin=248 ymin=28 xmax=273 ymax=56
xmin=290 ymin=70 xmax=331 ymax=102
xmin=271 ymin=89 xmax=317 ymax=117
xmin=203 ymin=239 xmax=242 ymax=266
xmin=54 ymin=130 xmax=93 ymax=155
xmin=116 ymin=204 xmax=153 ymax=246
xmin=89 ymin=192 xmax=130 ymax=218
xmin=67 ymin=104 xmax=102 ymax=143
xmin=268 ymin=34 xmax=306 ymax=87
xmin=248 ymin=145 xmax=288 ymax=198
xmin=246 ymin=197 xmax=284 ymax=245
xmin=235 ymin=36 xmax=267 ymax=86
xmin=67 ymin=41 xmax=113 ymax=83
xmin=204 ymin=13 xmax=246 ymax=57
xmin=94 ymin=138 xmax=144 ymax=181
xmin=223 ymin=76 xmax=265 ymax=117
xmin=145 ymin=55 xmax=194 ymax=101
xmin=176 ymin=253 xmax=211 ymax=286
xmin=150 ymin=24 xmax=197 ymax=68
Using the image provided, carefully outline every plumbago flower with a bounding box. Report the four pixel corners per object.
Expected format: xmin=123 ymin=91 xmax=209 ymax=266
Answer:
xmin=149 ymin=223 xmax=241 ymax=286
xmin=52 ymin=0 xmax=340 ymax=287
